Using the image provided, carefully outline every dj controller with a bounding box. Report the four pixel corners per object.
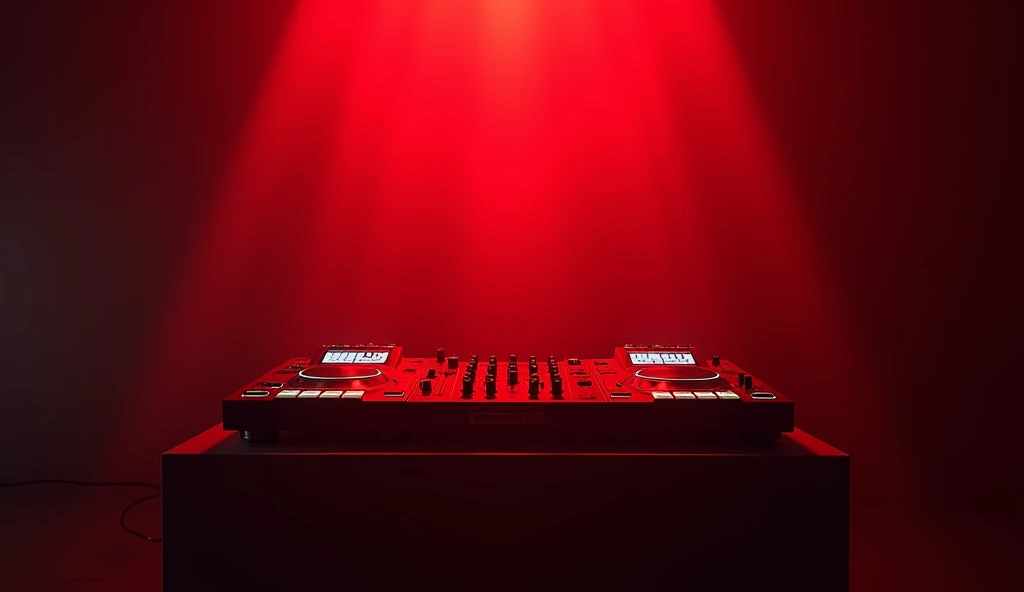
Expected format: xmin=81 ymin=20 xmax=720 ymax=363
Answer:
xmin=222 ymin=344 xmax=794 ymax=446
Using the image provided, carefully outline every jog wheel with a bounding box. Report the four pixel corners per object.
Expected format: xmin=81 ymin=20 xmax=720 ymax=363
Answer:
xmin=629 ymin=365 xmax=726 ymax=391
xmin=292 ymin=365 xmax=390 ymax=389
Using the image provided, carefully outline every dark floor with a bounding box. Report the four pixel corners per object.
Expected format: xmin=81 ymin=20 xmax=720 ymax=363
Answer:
xmin=0 ymin=487 xmax=1019 ymax=591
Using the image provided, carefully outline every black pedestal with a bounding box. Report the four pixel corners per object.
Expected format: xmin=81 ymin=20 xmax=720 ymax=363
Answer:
xmin=162 ymin=425 xmax=849 ymax=591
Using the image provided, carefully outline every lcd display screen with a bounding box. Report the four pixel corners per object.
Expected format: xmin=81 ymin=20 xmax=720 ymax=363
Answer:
xmin=321 ymin=350 xmax=389 ymax=364
xmin=628 ymin=352 xmax=696 ymax=365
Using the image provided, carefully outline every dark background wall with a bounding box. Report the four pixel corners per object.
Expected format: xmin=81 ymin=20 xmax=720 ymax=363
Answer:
xmin=1 ymin=1 xmax=1018 ymax=512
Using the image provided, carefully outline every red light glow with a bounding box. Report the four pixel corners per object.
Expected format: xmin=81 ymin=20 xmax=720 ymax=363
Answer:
xmin=113 ymin=0 xmax=898 ymax=485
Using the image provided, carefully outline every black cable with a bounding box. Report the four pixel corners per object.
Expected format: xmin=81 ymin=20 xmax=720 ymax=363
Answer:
xmin=0 ymin=478 xmax=162 ymax=542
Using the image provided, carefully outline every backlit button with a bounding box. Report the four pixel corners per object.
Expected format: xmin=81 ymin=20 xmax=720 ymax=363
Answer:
xmin=242 ymin=390 xmax=270 ymax=398
xmin=383 ymin=391 xmax=404 ymax=397
xmin=715 ymin=391 xmax=740 ymax=399
xmin=651 ymin=391 xmax=674 ymax=400
xmin=609 ymin=392 xmax=632 ymax=399
xmin=276 ymin=390 xmax=300 ymax=398
xmin=298 ymin=390 xmax=321 ymax=398
xmin=750 ymin=391 xmax=776 ymax=400
xmin=672 ymin=391 xmax=696 ymax=399
xmin=341 ymin=390 xmax=365 ymax=399
xmin=320 ymin=390 xmax=343 ymax=398
xmin=694 ymin=392 xmax=717 ymax=400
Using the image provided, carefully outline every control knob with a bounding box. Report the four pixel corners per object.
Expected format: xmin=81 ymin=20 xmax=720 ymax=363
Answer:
xmin=551 ymin=375 xmax=563 ymax=399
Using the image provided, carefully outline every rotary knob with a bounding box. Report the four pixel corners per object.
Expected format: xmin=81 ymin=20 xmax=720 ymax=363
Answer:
xmin=436 ymin=348 xmax=445 ymax=364
xmin=712 ymin=355 xmax=720 ymax=367
xmin=420 ymin=380 xmax=432 ymax=395
xmin=461 ymin=374 xmax=474 ymax=398
xmin=489 ymin=355 xmax=497 ymax=365
xmin=528 ymin=375 xmax=540 ymax=399
xmin=551 ymin=375 xmax=563 ymax=399
xmin=448 ymin=356 xmax=459 ymax=370
xmin=509 ymin=354 xmax=517 ymax=363
xmin=549 ymin=365 xmax=559 ymax=376
xmin=507 ymin=366 xmax=519 ymax=385
xmin=485 ymin=375 xmax=497 ymax=398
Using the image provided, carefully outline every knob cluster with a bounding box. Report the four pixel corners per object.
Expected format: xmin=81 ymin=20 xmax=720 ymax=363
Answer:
xmin=508 ymin=356 xmax=519 ymax=385
xmin=442 ymin=352 xmax=567 ymax=400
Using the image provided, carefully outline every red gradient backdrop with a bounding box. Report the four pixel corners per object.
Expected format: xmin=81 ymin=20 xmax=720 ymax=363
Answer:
xmin=124 ymin=0 xmax=893 ymax=486
xmin=0 ymin=0 xmax=1017 ymax=512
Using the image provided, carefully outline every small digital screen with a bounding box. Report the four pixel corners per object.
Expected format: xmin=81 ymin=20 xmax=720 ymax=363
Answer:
xmin=322 ymin=350 xmax=389 ymax=364
xmin=629 ymin=352 xmax=696 ymax=365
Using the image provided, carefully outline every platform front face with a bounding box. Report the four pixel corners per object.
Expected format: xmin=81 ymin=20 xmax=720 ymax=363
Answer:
xmin=221 ymin=344 xmax=795 ymax=444
xmin=163 ymin=429 xmax=849 ymax=592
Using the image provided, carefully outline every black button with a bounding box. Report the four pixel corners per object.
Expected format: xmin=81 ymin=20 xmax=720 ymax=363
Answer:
xmin=420 ymin=380 xmax=432 ymax=395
